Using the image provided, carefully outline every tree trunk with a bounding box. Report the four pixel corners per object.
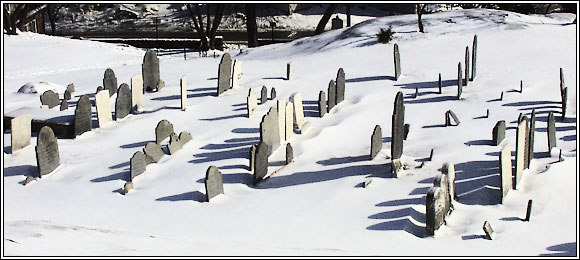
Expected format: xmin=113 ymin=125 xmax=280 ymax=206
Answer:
xmin=245 ymin=4 xmax=258 ymax=48
xmin=346 ymin=4 xmax=351 ymax=27
xmin=314 ymin=4 xmax=338 ymax=35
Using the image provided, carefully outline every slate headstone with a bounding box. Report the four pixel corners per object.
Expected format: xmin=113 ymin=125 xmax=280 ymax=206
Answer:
xmin=328 ymin=80 xmax=336 ymax=112
xmin=95 ymin=90 xmax=112 ymax=127
xmin=74 ymin=95 xmax=92 ymax=136
xmin=464 ymin=46 xmax=470 ymax=86
xmin=514 ymin=119 xmax=527 ymax=189
xmin=370 ymin=125 xmax=382 ymax=160
xmin=143 ymin=142 xmax=165 ymax=164
xmin=426 ymin=187 xmax=444 ymax=237
xmin=285 ymin=102 xmax=294 ymax=140
xmin=457 ymin=62 xmax=463 ymax=99
xmin=217 ymin=53 xmax=232 ymax=96
xmin=103 ymin=68 xmax=118 ymax=97
xmin=286 ymin=143 xmax=293 ymax=164
xmin=318 ymin=91 xmax=327 ymax=118
xmin=394 ymin=44 xmax=401 ymax=80
xmin=59 ymin=99 xmax=68 ymax=111
xmin=253 ymin=142 xmax=269 ymax=185
xmin=180 ymin=76 xmax=187 ymax=111
xmin=155 ymin=120 xmax=174 ymax=144
xmin=261 ymin=86 xmax=268 ymax=104
xmin=391 ymin=91 xmax=404 ymax=160
xmin=35 ymin=126 xmax=60 ymax=177
xmin=271 ymin=88 xmax=277 ymax=100
xmin=64 ymin=89 xmax=72 ymax=101
xmin=499 ymin=144 xmax=512 ymax=203
xmin=247 ymin=88 xmax=258 ymax=117
xmin=471 ymin=35 xmax=477 ymax=81
xmin=130 ymin=151 xmax=147 ymax=180
xmin=205 ymin=166 xmax=224 ymax=202
xmin=483 ymin=221 xmax=494 ymax=240
xmin=336 ymin=68 xmax=345 ymax=104
xmin=115 ymin=83 xmax=132 ymax=120
xmin=547 ymin=111 xmax=556 ymax=151
xmin=40 ymin=90 xmax=59 ymax=108
xmin=492 ymin=120 xmax=506 ymax=146
xmin=11 ymin=114 xmax=31 ymax=153
xmin=442 ymin=162 xmax=457 ymax=201
xmin=143 ymin=50 xmax=161 ymax=92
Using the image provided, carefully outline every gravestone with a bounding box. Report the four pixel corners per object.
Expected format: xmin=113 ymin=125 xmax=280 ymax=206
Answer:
xmin=143 ymin=50 xmax=161 ymax=92
xmin=286 ymin=62 xmax=293 ymax=80
xmin=457 ymin=62 xmax=463 ymax=99
xmin=499 ymin=144 xmax=512 ymax=203
xmin=464 ymin=46 xmax=470 ymax=86
xmin=64 ymin=89 xmax=72 ymax=101
xmin=260 ymin=107 xmax=280 ymax=155
xmin=391 ymin=92 xmax=405 ymax=160
xmin=217 ymin=53 xmax=232 ymax=96
xmin=271 ymin=88 xmax=277 ymax=100
xmin=331 ymin=15 xmax=343 ymax=29
xmin=492 ymin=120 xmax=506 ymax=145
xmin=438 ymin=73 xmax=442 ymax=94
xmin=483 ymin=221 xmax=494 ymax=240
xmin=168 ymin=133 xmax=183 ymax=155
xmin=285 ymin=102 xmax=294 ymax=140
xmin=442 ymin=163 xmax=457 ymax=201
xmin=514 ymin=119 xmax=527 ymax=189
xmin=471 ymin=35 xmax=477 ymax=81
xmin=527 ymin=109 xmax=536 ymax=168
xmin=123 ymin=182 xmax=133 ymax=195
xmin=525 ymin=200 xmax=533 ymax=222
xmin=247 ymin=88 xmax=258 ymax=117
xmin=74 ymin=95 xmax=92 ymax=136
xmin=131 ymin=75 xmax=143 ymax=111
xmin=59 ymin=99 xmax=68 ymax=111
xmin=433 ymin=173 xmax=451 ymax=215
xmin=426 ymin=187 xmax=445 ymax=237
xmin=277 ymin=100 xmax=286 ymax=141
xmin=261 ymin=86 xmax=268 ymax=104
xmin=370 ymin=125 xmax=382 ymax=160
xmin=95 ymin=90 xmax=112 ymax=127
xmin=180 ymin=76 xmax=187 ymax=111
xmin=155 ymin=120 xmax=174 ymax=144
xmin=11 ymin=114 xmax=31 ymax=153
xmin=328 ymin=80 xmax=337 ymax=112
xmin=40 ymin=90 xmax=60 ymax=108
xmin=66 ymin=83 xmax=75 ymax=93
xmin=249 ymin=145 xmax=256 ymax=172
xmin=130 ymin=151 xmax=147 ymax=180
xmin=445 ymin=110 xmax=460 ymax=126
xmin=394 ymin=44 xmax=401 ymax=80
xmin=561 ymin=87 xmax=567 ymax=121
xmin=547 ymin=111 xmax=556 ymax=151
xmin=103 ymin=68 xmax=118 ymax=97
xmin=115 ymin=83 xmax=132 ymax=120
xmin=35 ymin=126 xmax=60 ymax=177
xmin=336 ymin=68 xmax=345 ymax=104
xmin=253 ymin=142 xmax=269 ymax=185
xmin=318 ymin=91 xmax=327 ymax=118
xmin=205 ymin=166 xmax=224 ymax=202
xmin=143 ymin=142 xmax=165 ymax=164
xmin=290 ymin=93 xmax=306 ymax=132
xmin=286 ymin=143 xmax=293 ymax=164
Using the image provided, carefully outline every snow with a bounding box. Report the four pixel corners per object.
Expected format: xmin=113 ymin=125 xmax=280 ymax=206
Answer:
xmin=2 ymin=9 xmax=578 ymax=256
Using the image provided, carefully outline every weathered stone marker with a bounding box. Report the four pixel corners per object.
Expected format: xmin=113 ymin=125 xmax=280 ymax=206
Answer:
xmin=180 ymin=76 xmax=187 ymax=111
xmin=547 ymin=111 xmax=556 ymax=151
xmin=527 ymin=109 xmax=536 ymax=168
xmin=471 ymin=35 xmax=477 ymax=81
xmin=260 ymin=86 xmax=268 ymax=104
xmin=143 ymin=50 xmax=161 ymax=92
xmin=286 ymin=62 xmax=293 ymax=81
xmin=247 ymin=88 xmax=258 ymax=117
xmin=336 ymin=68 xmax=345 ymax=104
xmin=442 ymin=162 xmax=457 ymax=201
xmin=525 ymin=200 xmax=533 ymax=222
xmin=143 ymin=142 xmax=165 ymax=164
xmin=277 ymin=100 xmax=286 ymax=141
xmin=499 ymin=144 xmax=512 ymax=203
xmin=95 ymin=90 xmax=112 ymax=127
xmin=130 ymin=151 xmax=147 ymax=180
xmin=290 ymin=93 xmax=307 ymax=132
xmin=492 ymin=120 xmax=506 ymax=146
xmin=457 ymin=62 xmax=463 ymax=99
xmin=40 ymin=90 xmax=59 ymax=108
xmin=11 ymin=114 xmax=31 ymax=153
xmin=64 ymin=89 xmax=72 ymax=101
xmin=155 ymin=119 xmax=174 ymax=144
xmin=286 ymin=143 xmax=293 ymax=164
xmin=370 ymin=125 xmax=382 ymax=160
xmin=394 ymin=44 xmax=401 ymax=80
xmin=217 ymin=53 xmax=232 ymax=96
xmin=328 ymin=80 xmax=337 ymax=112
xmin=205 ymin=166 xmax=224 ymax=202
xmin=285 ymin=102 xmax=294 ymax=140
xmin=514 ymin=119 xmax=527 ymax=189
xmin=103 ymin=68 xmax=118 ymax=97
xmin=253 ymin=142 xmax=268 ymax=185
xmin=391 ymin=91 xmax=405 ymax=160
xmin=131 ymin=75 xmax=144 ymax=111
xmin=59 ymin=99 xmax=68 ymax=111
xmin=438 ymin=73 xmax=442 ymax=94
xmin=260 ymin=107 xmax=281 ymax=155
xmin=35 ymin=126 xmax=60 ymax=177
xmin=465 ymin=46 xmax=470 ymax=86
xmin=445 ymin=110 xmax=460 ymax=126
xmin=483 ymin=221 xmax=494 ymax=240
xmin=115 ymin=83 xmax=132 ymax=120
xmin=249 ymin=145 xmax=256 ymax=172
xmin=426 ymin=187 xmax=444 ymax=237
xmin=271 ymin=88 xmax=277 ymax=100
xmin=74 ymin=95 xmax=92 ymax=136
xmin=318 ymin=91 xmax=327 ymax=118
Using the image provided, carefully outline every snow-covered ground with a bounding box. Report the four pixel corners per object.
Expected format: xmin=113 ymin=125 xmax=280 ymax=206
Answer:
xmin=2 ymin=9 xmax=578 ymax=256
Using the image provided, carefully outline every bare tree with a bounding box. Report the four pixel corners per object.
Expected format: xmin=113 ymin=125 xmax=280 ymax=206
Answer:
xmin=314 ymin=4 xmax=338 ymax=35
xmin=185 ymin=3 xmax=225 ymax=51
xmin=245 ymin=4 xmax=258 ymax=48
xmin=3 ymin=4 xmax=45 ymax=35
xmin=416 ymin=4 xmax=428 ymax=33
xmin=46 ymin=4 xmax=65 ymax=35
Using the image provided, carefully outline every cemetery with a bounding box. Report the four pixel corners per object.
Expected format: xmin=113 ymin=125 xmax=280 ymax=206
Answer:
xmin=2 ymin=6 xmax=578 ymax=256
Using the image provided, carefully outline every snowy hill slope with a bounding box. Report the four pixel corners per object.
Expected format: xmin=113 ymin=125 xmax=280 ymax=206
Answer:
xmin=2 ymin=9 xmax=577 ymax=256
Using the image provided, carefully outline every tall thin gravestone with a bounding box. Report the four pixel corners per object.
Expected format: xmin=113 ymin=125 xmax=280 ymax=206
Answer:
xmin=336 ymin=68 xmax=345 ymax=104
xmin=11 ymin=114 xmax=31 ymax=153
xmin=370 ymin=125 xmax=382 ymax=160
xmin=318 ymin=91 xmax=327 ymax=118
xmin=471 ymin=35 xmax=477 ymax=81
xmin=180 ymin=76 xmax=187 ymax=111
xmin=95 ymin=90 xmax=112 ymax=127
xmin=205 ymin=166 xmax=224 ymax=202
xmin=155 ymin=120 xmax=174 ymax=144
xmin=499 ymin=144 xmax=512 ymax=203
xmin=394 ymin=44 xmax=401 ymax=80
xmin=492 ymin=120 xmax=506 ymax=146
xmin=131 ymin=75 xmax=144 ymax=111
xmin=115 ymin=83 xmax=132 ymax=120
xmin=457 ymin=62 xmax=463 ymax=99
xmin=514 ymin=119 xmax=527 ymax=189
xmin=74 ymin=95 xmax=92 ymax=136
xmin=391 ymin=92 xmax=404 ymax=160
xmin=130 ymin=151 xmax=147 ymax=180
xmin=253 ymin=142 xmax=269 ymax=185
xmin=465 ymin=46 xmax=470 ymax=86
xmin=547 ymin=111 xmax=556 ymax=152
xmin=217 ymin=53 xmax=232 ymax=96
xmin=103 ymin=68 xmax=118 ymax=97
xmin=143 ymin=50 xmax=161 ymax=92
xmin=328 ymin=80 xmax=336 ymax=112
xmin=35 ymin=126 xmax=60 ymax=178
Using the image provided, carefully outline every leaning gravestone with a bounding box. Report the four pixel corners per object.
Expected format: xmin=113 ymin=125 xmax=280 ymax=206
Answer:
xmin=103 ymin=68 xmax=118 ymax=97
xmin=514 ymin=119 xmax=527 ymax=189
xmin=95 ymin=90 xmax=112 ymax=127
xmin=457 ymin=62 xmax=463 ymax=99
xmin=318 ymin=91 xmax=327 ymax=118
xmin=249 ymin=145 xmax=256 ymax=172
xmin=286 ymin=143 xmax=293 ymax=164
xmin=247 ymin=88 xmax=258 ymax=117
xmin=442 ymin=163 xmax=457 ymax=201
xmin=471 ymin=35 xmax=477 ymax=81
xmin=217 ymin=53 xmax=232 ymax=96
xmin=64 ymin=89 xmax=72 ymax=101
xmin=180 ymin=76 xmax=187 ymax=111
xmin=115 ymin=83 xmax=132 ymax=120
xmin=394 ymin=44 xmax=401 ymax=80
xmin=464 ymin=46 xmax=470 ymax=86
xmin=261 ymin=86 xmax=268 ymax=104
xmin=260 ymin=107 xmax=281 ymax=155
xmin=426 ymin=187 xmax=445 ymax=237
xmin=59 ymin=99 xmax=68 ymax=111
xmin=143 ymin=50 xmax=161 ymax=92
xmin=40 ymin=90 xmax=60 ymax=108
xmin=74 ymin=95 xmax=92 ymax=136
xmin=253 ymin=142 xmax=269 ymax=185
xmin=66 ymin=83 xmax=75 ymax=93
xmin=131 ymin=75 xmax=144 ymax=111
xmin=205 ymin=166 xmax=224 ymax=202
xmin=277 ymin=100 xmax=286 ymax=141
xmin=527 ymin=109 xmax=536 ymax=168
xmin=155 ymin=120 xmax=174 ymax=144
xmin=143 ymin=142 xmax=165 ymax=164
xmin=11 ymin=114 xmax=31 ymax=153
xmin=492 ymin=120 xmax=506 ymax=146
xmin=130 ymin=151 xmax=147 ymax=180
xmin=271 ymin=88 xmax=277 ymax=100
xmin=35 ymin=126 xmax=60 ymax=178
xmin=290 ymin=93 xmax=306 ymax=132
xmin=336 ymin=68 xmax=345 ymax=104
xmin=391 ymin=92 xmax=405 ymax=160
xmin=370 ymin=125 xmax=382 ymax=160
xmin=499 ymin=144 xmax=512 ymax=203
xmin=547 ymin=111 xmax=556 ymax=151
xmin=168 ymin=133 xmax=183 ymax=155
xmin=285 ymin=102 xmax=294 ymax=140
xmin=328 ymin=80 xmax=337 ymax=112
